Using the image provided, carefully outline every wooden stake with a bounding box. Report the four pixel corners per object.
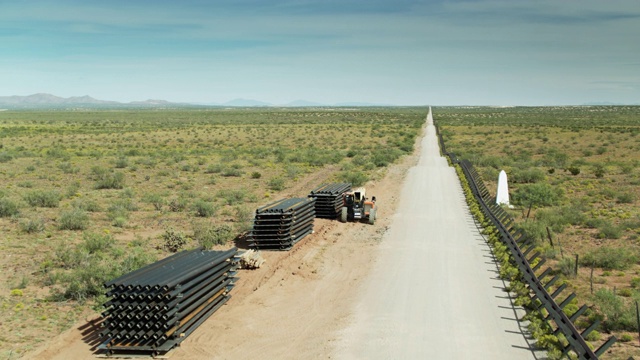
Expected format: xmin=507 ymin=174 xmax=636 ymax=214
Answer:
xmin=546 ymin=226 xmax=554 ymax=247
xmin=556 ymin=235 xmax=564 ymax=259
xmin=590 ymin=265 xmax=594 ymax=294
xmin=574 ymin=254 xmax=579 ymax=277
xmin=636 ymin=301 xmax=640 ymax=347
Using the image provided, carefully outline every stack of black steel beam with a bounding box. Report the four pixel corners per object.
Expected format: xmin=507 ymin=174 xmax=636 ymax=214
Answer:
xmin=98 ymin=248 xmax=238 ymax=356
xmin=250 ymin=198 xmax=315 ymax=250
xmin=308 ymin=183 xmax=351 ymax=219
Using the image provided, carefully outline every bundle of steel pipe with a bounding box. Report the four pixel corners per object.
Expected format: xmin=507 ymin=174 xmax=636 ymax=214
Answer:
xmin=98 ymin=248 xmax=239 ymax=356
xmin=250 ymin=198 xmax=315 ymax=250
xmin=308 ymin=183 xmax=351 ymax=219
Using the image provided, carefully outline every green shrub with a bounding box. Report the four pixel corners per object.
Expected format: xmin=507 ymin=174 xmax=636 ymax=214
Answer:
xmin=24 ymin=190 xmax=61 ymax=207
xmin=83 ymin=233 xmax=114 ymax=254
xmin=72 ymin=198 xmax=101 ymax=212
xmin=340 ymin=170 xmax=369 ymax=187
xmin=234 ymin=205 xmax=254 ymax=233
xmin=513 ymin=220 xmax=547 ymax=244
xmin=617 ymin=288 xmax=633 ymax=297
xmin=17 ymin=181 xmax=34 ymax=188
xmin=567 ymin=166 xmax=580 ymax=176
xmin=0 ymin=197 xmax=19 ymax=217
xmin=20 ymin=217 xmax=45 ymax=233
xmin=94 ymin=169 xmax=125 ymax=189
xmin=46 ymin=147 xmax=70 ymax=160
xmin=66 ymin=181 xmax=81 ymax=198
xmin=580 ymin=247 xmax=638 ymax=270
xmin=616 ymin=192 xmax=634 ymax=204
xmin=107 ymin=202 xmax=132 ymax=223
xmin=371 ymin=148 xmax=403 ymax=167
xmin=268 ymin=177 xmax=286 ymax=191
xmin=620 ymin=163 xmax=635 ymax=174
xmin=558 ymin=257 xmax=576 ymax=277
xmin=205 ymin=164 xmax=223 ymax=174
xmin=120 ymin=187 xmax=135 ymax=199
xmin=217 ymin=189 xmax=251 ymax=205
xmin=251 ymin=171 xmax=262 ymax=179
xmin=285 ymin=165 xmax=302 ymax=178
xmin=585 ymin=330 xmax=601 ymax=341
xmin=58 ymin=162 xmax=79 ymax=174
xmin=58 ymin=208 xmax=90 ymax=230
xmin=593 ymin=164 xmax=606 ymax=178
xmin=143 ymin=193 xmax=165 ymax=210
xmin=192 ymin=222 xmax=234 ymax=249
xmin=57 ymin=262 xmax=113 ymax=302
xmin=597 ymin=222 xmax=623 ymax=239
xmin=0 ymin=152 xmax=14 ymax=163
xmin=593 ymin=288 xmax=637 ymax=331
xmin=511 ymin=168 xmax=545 ymax=184
xmin=162 ymin=227 xmax=187 ymax=252
xmin=512 ymin=183 xmax=563 ymax=208
xmin=107 ymin=199 xmax=138 ymax=221
xmin=222 ymin=168 xmax=243 ymax=177
xmin=192 ymin=199 xmax=217 ymax=217
xmin=535 ymin=206 xmax=585 ymax=233
xmin=168 ymin=197 xmax=188 ymax=212
xmin=48 ymin=234 xmax=154 ymax=302
xmin=619 ymin=334 xmax=633 ymax=342
xmin=112 ymin=216 xmax=127 ymax=228
xmin=114 ymin=157 xmax=128 ymax=168
xmin=631 ymin=277 xmax=640 ymax=289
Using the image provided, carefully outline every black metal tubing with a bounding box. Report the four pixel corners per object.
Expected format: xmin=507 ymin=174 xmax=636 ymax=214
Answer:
xmin=256 ymin=197 xmax=316 ymax=214
xmin=252 ymin=212 xmax=316 ymax=229
xmin=163 ymin=261 xmax=234 ymax=301
xmin=104 ymin=248 xmax=200 ymax=289
xmin=433 ymin=118 xmax=615 ymax=360
xmin=100 ymin=248 xmax=238 ymax=356
xmin=309 ymin=183 xmax=351 ymax=195
xmin=160 ymin=248 xmax=237 ymax=291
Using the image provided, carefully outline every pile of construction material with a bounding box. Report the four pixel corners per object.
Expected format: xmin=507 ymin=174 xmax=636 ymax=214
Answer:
xmin=238 ymin=249 xmax=266 ymax=269
xmin=249 ymin=197 xmax=315 ymax=250
xmin=308 ymin=183 xmax=351 ymax=219
xmin=99 ymin=248 xmax=239 ymax=356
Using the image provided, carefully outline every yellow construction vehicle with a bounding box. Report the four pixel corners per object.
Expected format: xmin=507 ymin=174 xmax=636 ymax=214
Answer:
xmin=340 ymin=187 xmax=377 ymax=225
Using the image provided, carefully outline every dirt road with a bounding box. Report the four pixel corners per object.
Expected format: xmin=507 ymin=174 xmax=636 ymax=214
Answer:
xmin=332 ymin=109 xmax=537 ymax=359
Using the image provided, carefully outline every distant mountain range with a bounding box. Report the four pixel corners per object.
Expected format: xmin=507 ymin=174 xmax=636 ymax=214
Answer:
xmin=0 ymin=93 xmax=177 ymax=108
xmin=0 ymin=93 xmax=390 ymax=109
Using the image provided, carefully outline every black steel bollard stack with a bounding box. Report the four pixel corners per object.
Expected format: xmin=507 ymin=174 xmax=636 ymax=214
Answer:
xmin=308 ymin=183 xmax=351 ymax=219
xmin=249 ymin=198 xmax=315 ymax=250
xmin=98 ymin=247 xmax=239 ymax=356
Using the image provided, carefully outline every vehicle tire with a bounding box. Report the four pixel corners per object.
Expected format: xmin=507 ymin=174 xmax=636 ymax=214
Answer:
xmin=341 ymin=207 xmax=348 ymax=223
xmin=368 ymin=208 xmax=376 ymax=225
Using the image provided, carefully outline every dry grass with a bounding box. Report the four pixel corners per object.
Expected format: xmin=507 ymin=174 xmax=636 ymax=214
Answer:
xmin=0 ymin=107 xmax=425 ymax=358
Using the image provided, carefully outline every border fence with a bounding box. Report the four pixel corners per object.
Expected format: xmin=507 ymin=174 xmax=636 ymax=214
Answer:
xmin=434 ymin=120 xmax=616 ymax=359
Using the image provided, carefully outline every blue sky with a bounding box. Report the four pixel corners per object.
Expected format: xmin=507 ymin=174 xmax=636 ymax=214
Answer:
xmin=1 ymin=0 xmax=639 ymax=105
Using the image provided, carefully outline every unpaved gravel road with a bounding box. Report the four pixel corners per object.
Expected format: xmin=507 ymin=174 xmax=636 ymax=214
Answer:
xmin=332 ymin=108 xmax=537 ymax=359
